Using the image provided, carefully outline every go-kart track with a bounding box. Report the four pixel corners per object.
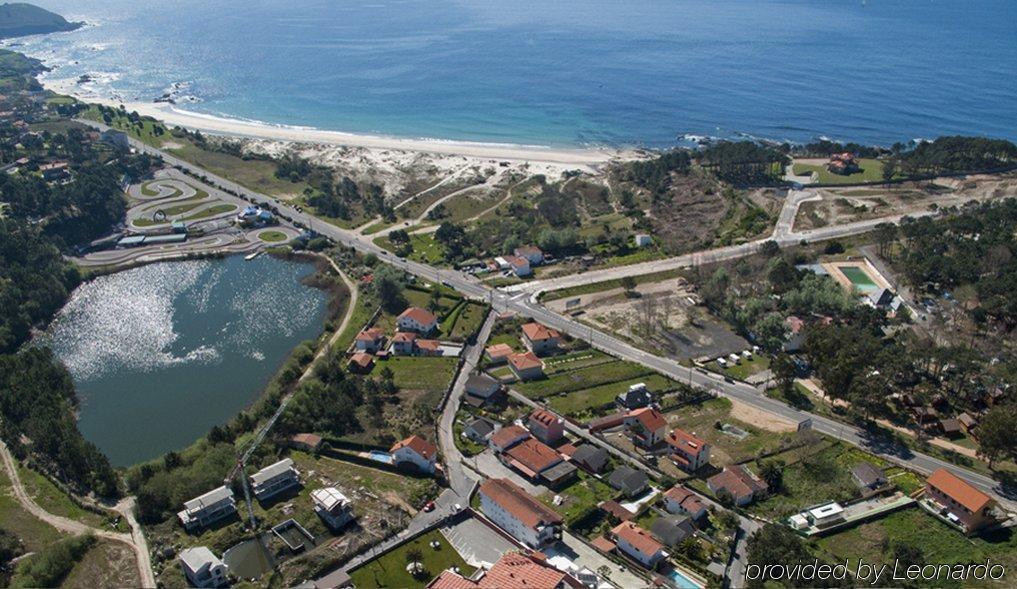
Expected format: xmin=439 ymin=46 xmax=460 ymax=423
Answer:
xmin=73 ymin=168 xmax=301 ymax=269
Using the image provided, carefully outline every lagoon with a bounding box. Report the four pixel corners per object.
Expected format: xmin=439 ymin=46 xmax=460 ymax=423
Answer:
xmin=42 ymin=255 xmax=327 ymax=466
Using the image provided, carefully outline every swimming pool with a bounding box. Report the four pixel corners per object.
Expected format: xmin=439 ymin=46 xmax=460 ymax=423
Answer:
xmin=839 ymin=265 xmax=878 ymax=290
xmin=368 ymin=450 xmax=395 ymax=464
xmin=666 ymin=566 xmax=703 ymax=589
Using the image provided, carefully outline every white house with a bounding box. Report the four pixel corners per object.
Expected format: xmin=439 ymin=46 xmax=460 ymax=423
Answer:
xmin=390 ymin=435 xmax=437 ymax=473
xmin=504 ymin=255 xmax=532 ymax=277
xmin=177 ymin=486 xmax=237 ymax=531
xmin=250 ymin=458 xmax=300 ymax=501
xmin=479 ymin=478 xmax=563 ymax=548
xmin=311 ymin=487 xmax=355 ymax=531
xmin=611 ymin=521 xmax=668 ymax=569
xmin=513 ymin=245 xmax=545 ymax=266
xmin=179 ymin=546 xmax=229 ymax=588
xmin=397 ymin=307 xmax=438 ymax=334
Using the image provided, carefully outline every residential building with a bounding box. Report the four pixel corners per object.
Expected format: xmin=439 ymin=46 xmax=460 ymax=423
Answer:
xmin=665 ymin=428 xmax=711 ymax=472
xmin=650 ymin=515 xmax=694 ymax=547
xmin=587 ymin=412 xmax=627 ymax=433
xmin=490 ymin=424 xmax=531 ymax=452
xmin=509 ymin=351 xmax=544 ymax=381
xmin=940 ymin=418 xmax=962 ymax=438
xmin=179 ymin=546 xmax=229 ymax=588
xmin=521 ymin=323 xmax=561 ymax=356
xmin=957 ymin=413 xmax=979 ymax=435
xmin=625 ymin=407 xmax=667 ymax=449
xmin=611 ymin=521 xmax=668 ymax=569
xmin=250 ymin=458 xmax=300 ymax=501
xmin=390 ymin=435 xmax=438 ymax=473
xmin=607 ymin=466 xmax=649 ymax=498
xmin=178 ymin=486 xmax=237 ymax=531
xmin=391 ymin=331 xmax=418 ymax=355
xmin=348 ymin=352 xmax=374 ymax=373
xmin=464 ymin=416 xmax=499 ymax=444
xmin=569 ymin=444 xmax=609 ymax=474
xmin=40 ymin=161 xmax=69 ymax=181
xmin=288 ymin=433 xmax=323 ymax=453
xmin=485 ymin=343 xmax=514 ymax=364
xmin=634 ymin=234 xmax=653 ymax=248
xmin=784 ymin=315 xmax=805 ymax=352
xmin=527 ymin=408 xmax=565 ymax=445
xmin=354 ymin=327 xmax=385 ymax=352
xmin=925 ymin=468 xmax=997 ymax=534
xmin=465 ymin=373 xmax=502 ymax=407
xmin=416 ymin=339 xmax=443 ymax=356
xmin=503 ymin=438 xmax=563 ymax=480
xmin=707 ymin=465 xmax=769 ymax=506
xmin=397 ymin=306 xmax=438 ymax=334
xmin=826 ymin=152 xmax=859 ymax=175
xmin=504 ymin=255 xmax=532 ymax=277
xmin=599 ymin=500 xmax=635 ymax=522
xmin=851 ymin=463 xmax=886 ymax=490
xmin=513 ymin=246 xmax=545 ymax=266
xmin=479 ymin=478 xmax=563 ymax=548
xmin=427 ymin=550 xmax=579 ymax=589
xmin=662 ymin=486 xmax=708 ymax=522
xmin=311 ymin=487 xmax=355 ymax=531
xmin=616 ymin=383 xmax=652 ymax=410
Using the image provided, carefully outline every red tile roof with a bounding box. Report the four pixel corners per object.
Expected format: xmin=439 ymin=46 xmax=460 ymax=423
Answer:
xmin=398 ymin=306 xmax=437 ymax=326
xmin=529 ymin=409 xmax=560 ymax=428
xmin=349 ymin=352 xmax=374 ymax=368
xmin=486 ymin=343 xmax=514 ymax=358
xmin=392 ymin=332 xmax=417 ymax=343
xmin=599 ymin=500 xmax=634 ymax=522
xmin=505 ymin=438 xmax=562 ymax=475
xmin=591 ymin=536 xmax=617 ymax=553
xmin=390 ymin=435 xmax=436 ymax=460
xmin=290 ymin=433 xmax=322 ymax=448
xmin=509 ymin=351 xmax=543 ymax=371
xmin=417 ymin=339 xmax=441 ymax=351
xmin=666 ymin=429 xmax=708 ymax=455
xmin=490 ymin=424 xmax=530 ymax=449
xmin=663 ymin=486 xmax=706 ymax=513
xmin=504 ymin=255 xmax=530 ymax=269
xmin=708 ymin=465 xmax=768 ymax=501
xmin=479 ymin=478 xmax=563 ymax=530
xmin=522 ymin=322 xmax=560 ymax=342
xmin=427 ymin=551 xmax=569 ymax=589
xmin=927 ymin=468 xmax=993 ymax=513
xmin=612 ymin=521 xmax=663 ymax=557
xmin=355 ymin=327 xmax=384 ymax=342
xmin=629 ymin=407 xmax=666 ymax=432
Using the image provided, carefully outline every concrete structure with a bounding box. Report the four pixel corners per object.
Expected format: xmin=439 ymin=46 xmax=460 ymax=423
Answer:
xmin=177 ymin=486 xmax=237 ymax=531
xmin=479 ymin=478 xmax=563 ymax=548
xmin=662 ymin=486 xmax=709 ymax=522
xmin=179 ymin=546 xmax=229 ymax=588
xmin=397 ymin=306 xmax=438 ymax=334
xmin=925 ymin=468 xmax=997 ymax=534
xmin=851 ymin=463 xmax=886 ymax=490
xmin=665 ymin=428 xmax=711 ymax=472
xmin=508 ymin=351 xmax=544 ymax=381
xmin=708 ymin=465 xmax=769 ymax=506
xmin=527 ymin=408 xmax=565 ymax=445
xmin=504 ymin=254 xmax=532 ymax=277
xmin=464 ymin=416 xmax=499 ymax=444
xmin=514 ymin=246 xmax=545 ymax=266
xmin=311 ymin=487 xmax=355 ymax=531
xmin=390 ymin=435 xmax=438 ymax=473
xmin=354 ymin=327 xmax=385 ymax=352
xmin=521 ymin=323 xmax=561 ymax=356
xmin=807 ymin=502 xmax=845 ymax=528
xmin=250 ymin=458 xmax=300 ymax=501
xmin=634 ymin=234 xmax=653 ymax=248
xmin=611 ymin=521 xmax=667 ymax=569
xmin=624 ymin=407 xmax=667 ymax=449
xmin=391 ymin=331 xmax=417 ymax=355
xmin=616 ymin=382 xmax=652 ymax=410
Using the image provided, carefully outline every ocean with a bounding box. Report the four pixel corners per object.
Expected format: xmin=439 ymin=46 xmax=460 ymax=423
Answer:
xmin=10 ymin=0 xmax=1017 ymax=148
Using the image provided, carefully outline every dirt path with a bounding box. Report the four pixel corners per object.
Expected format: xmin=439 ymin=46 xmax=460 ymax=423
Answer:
xmin=0 ymin=441 xmax=156 ymax=588
xmin=300 ymin=256 xmax=359 ymax=383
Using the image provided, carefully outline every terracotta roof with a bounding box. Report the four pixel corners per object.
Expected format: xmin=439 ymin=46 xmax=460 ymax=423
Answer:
xmin=428 ymin=551 xmax=568 ymax=589
xmin=612 ymin=521 xmax=664 ymax=557
xmin=355 ymin=327 xmax=384 ymax=342
xmin=398 ymin=306 xmax=437 ymax=326
xmin=504 ymin=255 xmax=530 ymax=268
xmin=786 ymin=315 xmax=805 ymax=334
xmin=290 ymin=433 xmax=322 ymax=447
xmin=486 ymin=343 xmax=514 ymax=358
xmin=390 ymin=435 xmax=437 ymax=460
xmin=599 ymin=500 xmax=634 ymax=522
xmin=490 ymin=424 xmax=530 ymax=449
xmin=509 ymin=351 xmax=543 ymax=371
xmin=629 ymin=407 xmax=666 ymax=432
xmin=505 ymin=438 xmax=562 ymax=475
xmin=522 ymin=322 xmax=560 ymax=342
xmin=708 ymin=465 xmax=767 ymax=501
xmin=349 ymin=352 xmax=373 ymax=368
xmin=666 ymin=429 xmax=708 ymax=455
xmin=392 ymin=332 xmax=418 ymax=343
xmin=479 ymin=478 xmax=562 ymax=530
xmin=663 ymin=486 xmax=706 ymax=513
xmin=927 ymin=468 xmax=993 ymax=513
xmin=591 ymin=536 xmax=617 ymax=553
xmin=515 ymin=246 xmax=543 ymax=257
xmin=417 ymin=339 xmax=441 ymax=351
xmin=529 ymin=409 xmax=560 ymax=428
xmin=587 ymin=412 xmax=627 ymax=432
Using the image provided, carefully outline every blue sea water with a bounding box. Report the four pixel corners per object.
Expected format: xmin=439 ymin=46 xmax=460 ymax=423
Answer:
xmin=11 ymin=0 xmax=1017 ymax=148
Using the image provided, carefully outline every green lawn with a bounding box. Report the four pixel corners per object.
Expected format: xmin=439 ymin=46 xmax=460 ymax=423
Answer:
xmin=0 ymin=464 xmax=63 ymax=552
xmin=514 ymin=359 xmax=654 ymax=399
xmin=547 ymin=374 xmax=680 ymax=417
xmin=375 ymin=233 xmax=447 ymax=265
xmin=349 ymin=529 xmax=475 ymax=589
xmin=724 ymin=355 xmax=769 ymax=381
xmin=16 ymin=465 xmax=118 ymax=530
xmin=792 ymin=158 xmax=893 ymax=185
xmin=257 ymin=230 xmax=289 ymax=242
xmin=382 ymin=356 xmax=458 ymax=395
xmin=541 ymin=269 xmax=684 ymax=302
xmin=542 ymin=350 xmax=616 ymax=375
xmin=542 ymin=472 xmax=617 ymax=525
xmin=748 ymin=443 xmax=860 ymax=519
xmin=133 ymin=202 xmax=237 ymax=227
xmin=361 ymin=219 xmax=394 ymax=235
xmin=442 ymin=302 xmax=488 ymax=341
xmin=664 ymin=397 xmax=792 ymax=468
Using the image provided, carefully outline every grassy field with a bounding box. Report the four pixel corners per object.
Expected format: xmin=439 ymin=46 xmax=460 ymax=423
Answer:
xmin=375 ymin=233 xmax=447 ymax=265
xmin=664 ymin=397 xmax=793 ymax=468
xmin=16 ymin=465 xmax=120 ymax=531
xmin=542 ymin=472 xmax=617 ymax=525
xmin=348 ymin=529 xmax=475 ymax=589
xmin=541 ymin=269 xmax=684 ymax=302
xmin=382 ymin=356 xmax=458 ymax=395
xmin=0 ymin=464 xmax=63 ymax=552
xmin=258 ymin=230 xmax=289 ymax=242
xmin=514 ymin=359 xmax=654 ymax=399
xmin=792 ymin=158 xmax=891 ymax=185
xmin=723 ymin=355 xmax=769 ymax=380
xmin=547 ymin=374 xmax=680 ymax=417
xmin=441 ymin=301 xmax=488 ymax=341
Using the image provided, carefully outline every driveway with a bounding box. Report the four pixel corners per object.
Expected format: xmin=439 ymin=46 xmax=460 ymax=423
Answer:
xmin=544 ymin=531 xmax=648 ymax=589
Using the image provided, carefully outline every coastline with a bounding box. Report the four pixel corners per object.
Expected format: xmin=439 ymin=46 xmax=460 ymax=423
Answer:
xmin=42 ymin=77 xmax=637 ymax=167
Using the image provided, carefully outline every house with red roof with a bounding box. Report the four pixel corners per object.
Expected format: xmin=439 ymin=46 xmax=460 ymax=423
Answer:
xmin=513 ymin=246 xmax=545 ymax=266
xmin=348 ymin=352 xmax=374 ymax=373
xmin=415 ymin=339 xmax=443 ymax=356
xmin=504 ymin=255 xmax=532 ymax=277
xmin=662 ymin=486 xmax=708 ymax=522
xmin=924 ymin=468 xmax=997 ymax=534
xmin=509 ymin=352 xmax=544 ymax=381
xmin=391 ymin=331 xmax=418 ymax=355
xmin=665 ymin=428 xmax=711 ymax=472
xmin=427 ymin=550 xmax=581 ymax=589
xmin=390 ymin=435 xmax=438 ymax=474
xmin=521 ymin=323 xmax=561 ymax=356
xmin=624 ymin=407 xmax=667 ymax=449
xmin=397 ymin=306 xmax=438 ymax=334
xmin=490 ymin=424 xmax=531 ymax=453
xmin=485 ymin=343 xmax=514 ymax=365
xmin=478 ymin=478 xmax=563 ymax=548
xmin=527 ymin=409 xmax=565 ymax=445
xmin=826 ymin=152 xmax=859 ymax=175
xmin=708 ymin=465 xmax=768 ymax=506
xmin=610 ymin=521 xmax=668 ymax=569
xmin=784 ymin=315 xmax=806 ymax=352
xmin=354 ymin=327 xmax=385 ymax=353
xmin=501 ymin=438 xmax=576 ymax=487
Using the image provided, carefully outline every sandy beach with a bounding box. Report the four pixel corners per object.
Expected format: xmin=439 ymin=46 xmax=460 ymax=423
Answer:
xmin=43 ymin=77 xmax=633 ymax=168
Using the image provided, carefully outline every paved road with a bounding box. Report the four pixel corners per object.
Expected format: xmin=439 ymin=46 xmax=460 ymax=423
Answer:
xmin=0 ymin=441 xmax=156 ymax=588
xmin=91 ymin=124 xmax=1016 ymax=584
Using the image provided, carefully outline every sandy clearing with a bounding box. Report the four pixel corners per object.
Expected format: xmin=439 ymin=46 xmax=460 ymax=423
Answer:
xmin=728 ymin=399 xmax=796 ymax=432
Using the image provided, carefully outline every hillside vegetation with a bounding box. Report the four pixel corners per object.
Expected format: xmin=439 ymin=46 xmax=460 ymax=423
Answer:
xmin=0 ymin=3 xmax=81 ymax=39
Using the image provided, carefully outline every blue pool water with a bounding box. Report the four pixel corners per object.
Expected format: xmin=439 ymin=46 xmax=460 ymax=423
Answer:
xmin=667 ymin=566 xmax=703 ymax=589
xmin=13 ymin=0 xmax=1017 ymax=147
xmin=368 ymin=450 xmax=395 ymax=465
